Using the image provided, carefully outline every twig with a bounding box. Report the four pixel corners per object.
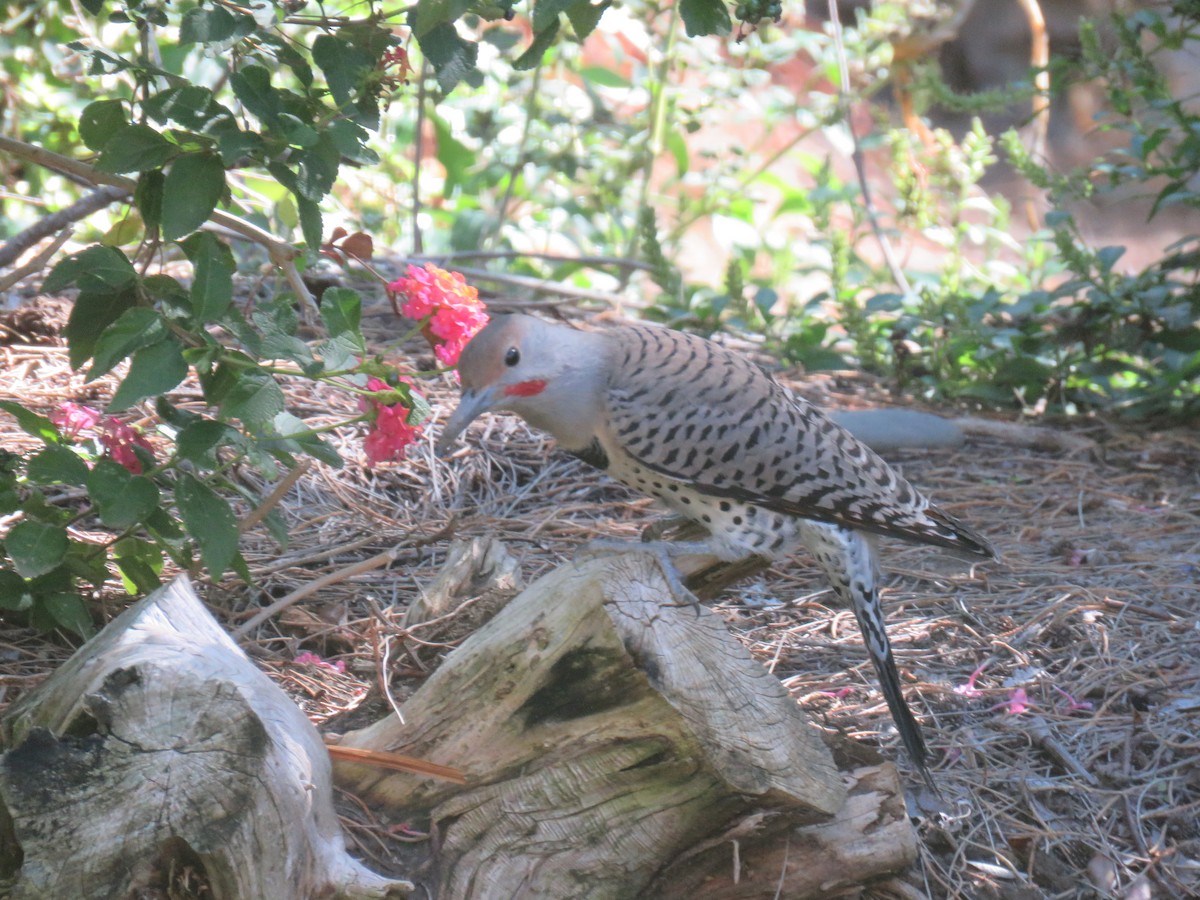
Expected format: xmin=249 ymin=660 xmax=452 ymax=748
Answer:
xmin=393 ymin=260 xmax=624 ymax=306
xmin=485 ymin=61 xmax=543 ymax=250
xmin=1025 ymin=715 xmax=1099 ymax=786
xmin=238 ymin=460 xmax=311 ymax=535
xmin=826 ymin=0 xmax=914 ymax=299
xmin=0 ymin=229 xmax=74 ymax=293
xmin=622 ymin=4 xmax=678 ymax=292
xmin=324 ymin=742 xmax=467 ymax=783
xmin=0 ymin=185 xmax=127 ymax=270
xmin=233 ymin=546 xmax=406 ymax=639
xmin=412 ymin=58 xmax=428 ymax=255
xmin=1015 ymin=0 xmax=1050 ymax=230
xmin=411 ymin=249 xmax=653 ymax=271
xmin=233 ymin=520 xmax=454 ymax=638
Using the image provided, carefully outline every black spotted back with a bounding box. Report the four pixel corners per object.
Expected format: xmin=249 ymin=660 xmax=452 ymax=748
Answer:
xmin=602 ymin=324 xmax=994 ymax=558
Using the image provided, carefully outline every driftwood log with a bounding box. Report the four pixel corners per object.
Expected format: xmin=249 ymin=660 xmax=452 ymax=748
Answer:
xmin=334 ymin=551 xmax=918 ymax=898
xmin=0 ymin=576 xmax=410 ymax=900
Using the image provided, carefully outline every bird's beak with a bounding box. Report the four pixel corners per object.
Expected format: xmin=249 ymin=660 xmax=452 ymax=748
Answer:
xmin=435 ymin=386 xmax=498 ymax=456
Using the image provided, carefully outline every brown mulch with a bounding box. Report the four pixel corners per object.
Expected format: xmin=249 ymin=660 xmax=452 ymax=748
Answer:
xmin=0 ymin=296 xmax=1197 ymax=899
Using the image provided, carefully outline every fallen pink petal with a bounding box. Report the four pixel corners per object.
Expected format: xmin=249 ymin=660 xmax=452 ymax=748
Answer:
xmin=954 ymin=660 xmax=989 ymax=697
xmin=1052 ymin=684 xmax=1094 ymax=711
xmin=293 ymin=651 xmax=346 ymax=673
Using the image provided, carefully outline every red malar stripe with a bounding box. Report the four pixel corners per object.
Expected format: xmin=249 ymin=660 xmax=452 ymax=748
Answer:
xmin=504 ymin=380 xmax=547 ymax=397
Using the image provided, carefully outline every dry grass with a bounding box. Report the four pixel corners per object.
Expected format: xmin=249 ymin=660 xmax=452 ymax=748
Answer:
xmin=0 ymin=298 xmax=1197 ymax=898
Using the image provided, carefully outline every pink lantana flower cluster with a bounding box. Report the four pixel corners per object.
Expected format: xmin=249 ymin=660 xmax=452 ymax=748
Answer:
xmin=358 ymin=376 xmax=425 ymax=465
xmin=50 ymin=402 xmax=154 ymax=474
xmin=293 ymin=650 xmax=347 ymax=674
xmin=387 ymin=264 xmax=489 ymax=367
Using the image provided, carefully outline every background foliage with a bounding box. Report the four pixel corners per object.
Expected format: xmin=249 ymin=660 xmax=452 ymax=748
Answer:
xmin=1 ymin=0 xmax=1197 ymax=631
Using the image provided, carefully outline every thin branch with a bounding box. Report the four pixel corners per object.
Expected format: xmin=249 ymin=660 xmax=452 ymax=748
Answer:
xmin=622 ymin=4 xmax=678 ymax=290
xmin=390 ymin=259 xmax=625 ymax=307
xmin=232 ymin=520 xmax=455 ymax=639
xmin=238 ymin=461 xmax=311 ymax=536
xmin=1016 ymin=0 xmax=1050 ymax=229
xmin=826 ymin=0 xmax=914 ymax=299
xmin=0 ymin=230 xmax=73 ymax=293
xmin=412 ymin=58 xmax=428 ymax=255
xmin=0 ymin=185 xmax=127 ymax=270
xmin=409 ymin=249 xmax=652 ymax=271
xmin=485 ymin=60 xmax=543 ymax=250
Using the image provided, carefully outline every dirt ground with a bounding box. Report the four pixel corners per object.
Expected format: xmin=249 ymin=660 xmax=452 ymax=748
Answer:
xmin=0 ymin=296 xmax=1197 ymax=898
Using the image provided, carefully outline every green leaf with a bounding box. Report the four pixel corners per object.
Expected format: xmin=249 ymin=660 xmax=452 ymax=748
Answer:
xmin=432 ymin=114 xmax=474 ymax=195
xmin=109 ymin=338 xmax=189 ymax=411
xmin=97 ymin=123 xmax=176 ymax=173
xmin=665 ymin=129 xmax=689 ymax=176
xmin=5 ymin=521 xmax=69 ymax=578
xmin=414 ymin=0 xmax=473 ymax=37
xmin=272 ymin=412 xmax=343 ymax=467
xmin=679 ymin=0 xmax=731 ymax=36
xmin=89 ymin=307 xmax=168 ymax=379
xmin=26 ymin=445 xmax=89 ymax=486
xmin=177 ymin=420 xmax=236 ymax=465
xmin=278 ymin=113 xmax=319 ymax=149
xmin=515 ymin=22 xmax=559 ymax=70
xmin=297 ymin=197 xmax=322 ymax=251
xmin=534 ymin=0 xmax=575 ymax=32
xmin=114 ymin=537 xmax=164 ymax=594
xmin=417 ymin=22 xmax=480 ymax=93
xmin=65 ymin=289 xmax=137 ymax=369
xmin=329 ymin=120 xmax=379 ymax=165
xmin=87 ymin=458 xmax=160 ymax=528
xmin=144 ymin=85 xmax=227 ymax=129
xmin=579 ymin=64 xmax=628 ymax=88
xmin=311 ymin=33 xmax=374 ymax=107
xmin=162 ymin=153 xmax=226 ymax=242
xmin=179 ymin=232 xmax=235 ymax=322
xmin=79 ymin=99 xmax=127 ymax=151
xmin=221 ymin=372 xmax=286 ymax=427
xmin=0 ymin=571 xmax=32 ymax=612
xmin=45 ymin=244 xmax=137 ymax=293
xmin=295 ymin=139 xmax=340 ymax=201
xmin=42 ymin=592 xmax=95 ymax=638
xmin=216 ymin=126 xmax=265 ymax=166
xmin=230 ymin=65 xmax=278 ymax=123
xmin=175 ymin=473 xmax=239 ymax=577
xmin=132 ymin=169 xmax=163 ymax=232
xmin=179 ymin=5 xmax=239 ymax=44
xmin=320 ymin=287 xmax=362 ymax=339
xmin=566 ymin=0 xmax=610 ymax=38
xmin=0 ymin=401 xmax=61 ymax=445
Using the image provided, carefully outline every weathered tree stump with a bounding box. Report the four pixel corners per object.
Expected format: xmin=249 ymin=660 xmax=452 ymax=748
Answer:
xmin=334 ymin=552 xmax=917 ymax=898
xmin=0 ymin=576 xmax=410 ymax=900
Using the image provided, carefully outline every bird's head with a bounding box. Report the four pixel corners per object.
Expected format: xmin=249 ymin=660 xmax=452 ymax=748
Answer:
xmin=435 ymin=314 xmax=605 ymax=455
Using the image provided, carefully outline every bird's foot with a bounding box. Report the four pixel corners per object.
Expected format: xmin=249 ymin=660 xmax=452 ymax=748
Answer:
xmin=640 ymin=515 xmax=708 ymax=544
xmin=575 ymin=537 xmax=709 ymax=615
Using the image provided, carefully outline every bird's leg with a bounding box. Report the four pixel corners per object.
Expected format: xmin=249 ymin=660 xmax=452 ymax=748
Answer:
xmin=576 ymin=536 xmax=720 ymax=614
xmin=798 ymin=521 xmax=939 ymax=794
xmin=640 ymin=514 xmax=707 ymax=543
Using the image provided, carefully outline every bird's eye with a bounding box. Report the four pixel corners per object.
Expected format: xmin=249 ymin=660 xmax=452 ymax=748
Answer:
xmin=504 ymin=347 xmax=520 ymax=367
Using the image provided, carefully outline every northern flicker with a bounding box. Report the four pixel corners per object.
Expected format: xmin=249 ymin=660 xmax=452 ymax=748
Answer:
xmin=437 ymin=314 xmax=994 ymax=784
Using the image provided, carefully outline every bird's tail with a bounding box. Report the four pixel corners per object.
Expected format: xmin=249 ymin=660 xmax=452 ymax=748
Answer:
xmin=800 ymin=522 xmax=938 ymax=791
xmin=922 ymin=507 xmax=996 ymax=559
